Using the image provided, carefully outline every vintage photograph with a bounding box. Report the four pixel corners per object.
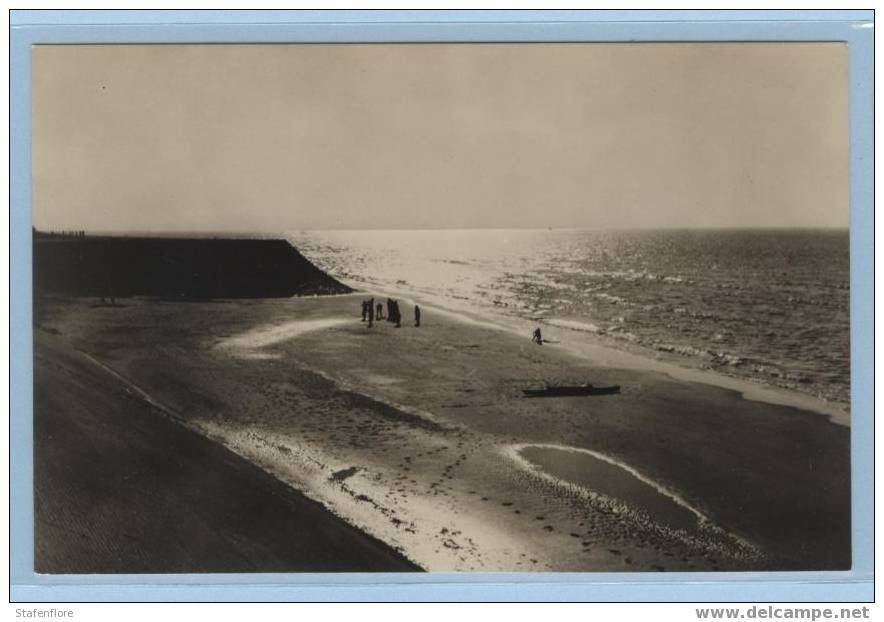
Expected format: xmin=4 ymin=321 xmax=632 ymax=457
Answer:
xmin=32 ymin=43 xmax=849 ymax=573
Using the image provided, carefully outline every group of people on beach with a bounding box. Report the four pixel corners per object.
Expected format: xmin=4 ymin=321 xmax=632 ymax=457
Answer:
xmin=361 ymin=297 xmax=421 ymax=329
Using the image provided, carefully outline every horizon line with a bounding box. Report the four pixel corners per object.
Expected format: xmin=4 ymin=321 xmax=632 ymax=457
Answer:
xmin=33 ymin=224 xmax=851 ymax=235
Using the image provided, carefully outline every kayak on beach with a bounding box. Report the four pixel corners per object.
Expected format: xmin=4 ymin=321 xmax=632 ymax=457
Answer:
xmin=521 ymin=384 xmax=621 ymax=398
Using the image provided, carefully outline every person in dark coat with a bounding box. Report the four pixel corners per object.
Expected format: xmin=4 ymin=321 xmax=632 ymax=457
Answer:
xmin=391 ymin=300 xmax=401 ymax=328
xmin=386 ymin=298 xmax=394 ymax=323
xmin=361 ymin=300 xmax=368 ymax=322
xmin=532 ymin=327 xmax=543 ymax=345
xmin=368 ymin=297 xmax=375 ymax=327
xmin=414 ymin=305 xmax=421 ymax=327
xmin=376 ymin=302 xmax=384 ymax=320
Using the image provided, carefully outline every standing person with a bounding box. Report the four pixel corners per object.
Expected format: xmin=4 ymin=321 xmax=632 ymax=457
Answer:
xmin=414 ymin=305 xmax=421 ymax=327
xmin=386 ymin=298 xmax=394 ymax=323
xmin=368 ymin=298 xmax=375 ymax=327
xmin=361 ymin=300 xmax=368 ymax=322
xmin=392 ymin=300 xmax=401 ymax=328
xmin=376 ymin=302 xmax=384 ymax=320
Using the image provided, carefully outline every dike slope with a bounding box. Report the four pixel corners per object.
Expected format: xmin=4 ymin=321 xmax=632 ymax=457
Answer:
xmin=34 ymin=232 xmax=351 ymax=299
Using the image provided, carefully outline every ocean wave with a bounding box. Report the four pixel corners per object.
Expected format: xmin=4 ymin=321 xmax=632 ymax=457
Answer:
xmin=654 ymin=343 xmax=745 ymax=366
xmin=544 ymin=319 xmax=603 ymax=334
xmin=594 ymin=293 xmax=628 ymax=304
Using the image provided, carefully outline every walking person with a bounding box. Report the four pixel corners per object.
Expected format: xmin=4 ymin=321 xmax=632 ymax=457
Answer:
xmin=532 ymin=327 xmax=543 ymax=345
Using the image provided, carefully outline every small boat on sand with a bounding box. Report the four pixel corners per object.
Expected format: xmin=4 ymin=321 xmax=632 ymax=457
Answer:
xmin=522 ymin=383 xmax=621 ymax=398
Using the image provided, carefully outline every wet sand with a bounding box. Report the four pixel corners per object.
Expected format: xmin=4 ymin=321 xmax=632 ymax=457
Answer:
xmin=35 ymin=293 xmax=850 ymax=572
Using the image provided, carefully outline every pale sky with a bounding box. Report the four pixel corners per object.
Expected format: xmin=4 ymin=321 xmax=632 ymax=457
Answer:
xmin=32 ymin=43 xmax=848 ymax=232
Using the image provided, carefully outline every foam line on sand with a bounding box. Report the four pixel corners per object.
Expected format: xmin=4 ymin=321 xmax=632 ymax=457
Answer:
xmin=502 ymin=442 xmax=762 ymax=561
xmin=504 ymin=442 xmax=708 ymax=523
xmin=215 ymin=318 xmax=351 ymax=354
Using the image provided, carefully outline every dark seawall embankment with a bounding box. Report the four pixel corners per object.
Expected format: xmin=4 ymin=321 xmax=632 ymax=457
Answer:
xmin=34 ymin=333 xmax=420 ymax=572
xmin=34 ymin=233 xmax=352 ymax=299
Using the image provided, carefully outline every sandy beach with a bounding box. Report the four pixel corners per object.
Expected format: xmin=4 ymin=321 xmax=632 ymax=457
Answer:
xmin=34 ymin=292 xmax=850 ymax=572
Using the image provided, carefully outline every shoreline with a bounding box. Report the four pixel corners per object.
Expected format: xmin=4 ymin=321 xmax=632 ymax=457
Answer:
xmin=339 ymin=282 xmax=849 ymax=426
xmin=36 ymin=294 xmax=851 ymax=571
xmin=288 ymin=227 xmax=849 ymax=416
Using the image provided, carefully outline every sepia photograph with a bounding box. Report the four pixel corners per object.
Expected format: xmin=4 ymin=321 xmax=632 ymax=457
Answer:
xmin=31 ymin=42 xmax=850 ymax=574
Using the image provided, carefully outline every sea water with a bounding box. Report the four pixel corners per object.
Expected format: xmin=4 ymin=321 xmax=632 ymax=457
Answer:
xmin=290 ymin=229 xmax=849 ymax=407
